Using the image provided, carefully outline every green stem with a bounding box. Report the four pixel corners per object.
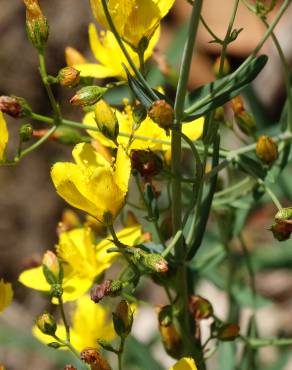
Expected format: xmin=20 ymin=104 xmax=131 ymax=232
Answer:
xmin=172 ymin=0 xmax=205 ymax=366
xmin=242 ymin=336 xmax=292 ymax=348
xmin=134 ymin=175 xmax=166 ymax=248
xmin=118 ymin=337 xmax=125 ymax=370
xmin=38 ymin=50 xmax=61 ymax=124
xmin=261 ymin=17 xmax=292 ymax=132
xmin=16 ymin=125 xmax=57 ymax=160
xmin=257 ymin=178 xmax=283 ymax=210
xmin=100 ymin=0 xmax=157 ymax=101
xmin=58 ymin=296 xmax=70 ymax=342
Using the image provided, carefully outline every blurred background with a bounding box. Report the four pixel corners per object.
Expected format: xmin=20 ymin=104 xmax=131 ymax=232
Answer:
xmin=1 ymin=1 xmax=292 ymax=369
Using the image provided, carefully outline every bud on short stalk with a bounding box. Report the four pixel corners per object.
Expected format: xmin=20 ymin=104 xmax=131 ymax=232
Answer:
xmin=70 ymin=86 xmax=107 ymax=106
xmin=58 ymin=67 xmax=80 ymax=87
xmin=213 ymin=56 xmax=231 ymax=77
xmin=23 ymin=0 xmax=49 ymax=50
xmin=94 ymin=100 xmax=119 ymax=143
xmin=112 ymin=300 xmax=133 ymax=338
xmin=270 ymin=207 xmax=292 ymax=241
xmin=19 ymin=124 xmax=33 ymax=142
xmin=189 ymin=295 xmax=213 ymax=320
xmin=42 ymin=250 xmax=63 ymax=285
xmin=0 ymin=96 xmax=32 ymax=118
xmin=256 ymin=135 xmax=278 ymax=164
xmin=90 ymin=279 xmax=123 ymax=303
xmin=36 ymin=312 xmax=57 ymax=335
xmin=217 ymin=323 xmax=240 ymax=341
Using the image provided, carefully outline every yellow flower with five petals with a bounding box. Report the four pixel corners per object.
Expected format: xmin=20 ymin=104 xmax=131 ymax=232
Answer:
xmin=19 ymin=225 xmax=142 ymax=302
xmin=90 ymin=0 xmax=175 ymax=48
xmin=75 ymin=24 xmax=159 ymax=80
xmin=33 ymin=295 xmax=115 ymax=352
xmin=51 ymin=143 xmax=130 ymax=224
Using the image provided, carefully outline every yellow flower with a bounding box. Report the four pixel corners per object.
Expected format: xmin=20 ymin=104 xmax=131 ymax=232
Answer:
xmin=33 ymin=295 xmax=115 ymax=352
xmin=90 ymin=0 xmax=175 ymax=48
xmin=0 ymin=112 xmax=9 ymax=161
xmin=51 ymin=143 xmax=130 ymax=224
xmin=0 ymin=279 xmax=13 ymax=313
xmin=170 ymin=358 xmax=198 ymax=370
xmin=19 ymin=225 xmax=141 ymax=302
xmin=84 ymin=106 xmax=204 ymax=151
xmin=75 ymin=24 xmax=158 ymax=80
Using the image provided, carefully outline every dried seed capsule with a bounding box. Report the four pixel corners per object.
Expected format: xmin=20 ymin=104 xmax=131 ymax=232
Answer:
xmin=130 ymin=149 xmax=163 ymax=178
xmin=0 ymin=96 xmax=32 ymax=118
xmin=148 ymin=100 xmax=174 ymax=131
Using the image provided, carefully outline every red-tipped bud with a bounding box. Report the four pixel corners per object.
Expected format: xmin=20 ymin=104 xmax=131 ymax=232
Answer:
xmin=70 ymin=86 xmax=107 ymax=107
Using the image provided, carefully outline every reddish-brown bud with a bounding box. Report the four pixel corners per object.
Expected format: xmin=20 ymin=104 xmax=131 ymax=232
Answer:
xmin=189 ymin=295 xmax=213 ymax=320
xmin=80 ymin=348 xmax=112 ymax=370
xmin=218 ymin=323 xmax=240 ymax=341
xmin=130 ymin=150 xmax=163 ymax=178
xmin=148 ymin=100 xmax=174 ymax=130
xmin=256 ymin=135 xmax=278 ymax=164
xmin=270 ymin=222 xmax=292 ymax=241
xmin=0 ymin=96 xmax=31 ymax=118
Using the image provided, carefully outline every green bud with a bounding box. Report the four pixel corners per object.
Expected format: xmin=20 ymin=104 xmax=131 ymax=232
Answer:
xmin=94 ymin=99 xmax=119 ymax=143
xmin=19 ymin=124 xmax=33 ymax=142
xmin=142 ymin=253 xmax=168 ymax=273
xmin=112 ymin=300 xmax=133 ymax=338
xmin=36 ymin=312 xmax=57 ymax=335
xmin=42 ymin=251 xmax=63 ymax=285
xmin=70 ymin=86 xmax=107 ymax=106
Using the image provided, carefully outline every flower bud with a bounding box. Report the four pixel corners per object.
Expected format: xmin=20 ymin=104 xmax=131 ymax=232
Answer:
xmin=36 ymin=312 xmax=57 ymax=335
xmin=65 ymin=47 xmax=87 ymax=67
xmin=142 ymin=253 xmax=169 ymax=273
xmin=231 ymin=96 xmax=244 ymax=115
xmin=58 ymin=67 xmax=80 ymax=87
xmin=90 ymin=279 xmax=123 ymax=303
xmin=70 ymin=86 xmax=107 ymax=106
xmin=19 ymin=124 xmax=33 ymax=142
xmin=270 ymin=207 xmax=292 ymax=241
xmin=80 ymin=348 xmax=112 ymax=370
xmin=23 ymin=0 xmax=49 ymax=50
xmin=189 ymin=295 xmax=213 ymax=320
xmin=112 ymin=300 xmax=133 ymax=338
xmin=130 ymin=150 xmax=163 ymax=178
xmin=148 ymin=100 xmax=174 ymax=131
xmin=213 ymin=56 xmax=231 ymax=77
xmin=132 ymin=104 xmax=147 ymax=125
xmin=256 ymin=135 xmax=278 ymax=164
xmin=159 ymin=322 xmax=183 ymax=359
xmin=42 ymin=250 xmax=62 ymax=285
xmin=0 ymin=96 xmax=32 ymax=118
xmin=94 ymin=100 xmax=119 ymax=143
xmin=218 ymin=323 xmax=240 ymax=341
xmin=235 ymin=110 xmax=257 ymax=137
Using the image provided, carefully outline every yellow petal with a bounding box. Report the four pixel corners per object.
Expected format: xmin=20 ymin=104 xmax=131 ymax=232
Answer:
xmin=72 ymin=142 xmax=110 ymax=172
xmin=33 ymin=323 xmax=67 ymax=346
xmin=0 ymin=112 xmax=9 ymax=161
xmin=170 ymin=358 xmax=198 ymax=370
xmin=83 ymin=111 xmax=117 ymax=147
xmin=51 ymin=162 xmax=100 ymax=217
xmin=72 ymin=295 xmax=115 ymax=351
xmin=0 ymin=279 xmax=13 ymax=313
xmin=60 ymin=274 xmax=93 ymax=303
xmin=154 ymin=0 xmax=176 ymax=17
xmin=18 ymin=266 xmax=50 ymax=292
xmin=75 ymin=63 xmax=116 ymax=79
xmin=114 ymin=146 xmax=131 ymax=194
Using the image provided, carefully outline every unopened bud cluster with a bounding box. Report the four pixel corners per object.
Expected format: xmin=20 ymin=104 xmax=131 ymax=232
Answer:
xmin=23 ymin=0 xmax=49 ymax=50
